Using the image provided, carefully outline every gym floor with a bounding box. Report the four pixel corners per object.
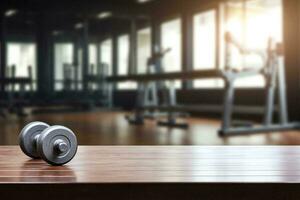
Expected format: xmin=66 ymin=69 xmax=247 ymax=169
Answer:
xmin=1 ymin=110 xmax=299 ymax=146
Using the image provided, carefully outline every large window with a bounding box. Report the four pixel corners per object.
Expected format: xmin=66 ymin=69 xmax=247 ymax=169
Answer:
xmin=137 ymin=28 xmax=151 ymax=74
xmin=161 ymin=18 xmax=182 ymax=87
xmin=88 ymin=43 xmax=98 ymax=90
xmin=193 ymin=10 xmax=220 ymax=88
xmin=100 ymin=39 xmax=113 ymax=76
xmin=54 ymin=43 xmax=74 ymax=91
xmin=117 ymin=34 xmax=136 ymax=89
xmin=77 ymin=48 xmax=83 ymax=90
xmin=7 ymin=43 xmax=37 ymax=91
xmin=89 ymin=44 xmax=98 ymax=75
xmin=221 ymin=0 xmax=283 ymax=88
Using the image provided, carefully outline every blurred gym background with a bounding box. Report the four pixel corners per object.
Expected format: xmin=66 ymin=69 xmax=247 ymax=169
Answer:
xmin=0 ymin=0 xmax=299 ymax=145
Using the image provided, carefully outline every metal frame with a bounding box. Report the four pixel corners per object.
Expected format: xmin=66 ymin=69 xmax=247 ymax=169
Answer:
xmin=85 ymin=63 xmax=113 ymax=108
xmin=125 ymin=48 xmax=188 ymax=127
xmin=107 ymin=33 xmax=300 ymax=134
xmin=219 ymin=41 xmax=300 ymax=135
xmin=0 ymin=65 xmax=33 ymax=117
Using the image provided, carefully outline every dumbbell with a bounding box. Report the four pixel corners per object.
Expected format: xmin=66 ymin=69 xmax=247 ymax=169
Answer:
xmin=19 ymin=122 xmax=77 ymax=166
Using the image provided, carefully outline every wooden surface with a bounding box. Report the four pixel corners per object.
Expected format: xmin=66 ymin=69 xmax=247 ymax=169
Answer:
xmin=2 ymin=146 xmax=300 ymax=184
xmin=1 ymin=111 xmax=300 ymax=146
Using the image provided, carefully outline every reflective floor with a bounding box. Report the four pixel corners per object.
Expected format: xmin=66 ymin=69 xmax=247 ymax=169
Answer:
xmin=0 ymin=110 xmax=300 ymax=145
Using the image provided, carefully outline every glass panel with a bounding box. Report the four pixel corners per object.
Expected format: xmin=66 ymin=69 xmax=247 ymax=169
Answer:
xmin=221 ymin=0 xmax=283 ymax=88
xmin=77 ymin=48 xmax=83 ymax=81
xmin=117 ymin=34 xmax=136 ymax=89
xmin=76 ymin=48 xmax=83 ymax=91
xmin=161 ymin=18 xmax=182 ymax=88
xmin=137 ymin=28 xmax=151 ymax=74
xmin=7 ymin=43 xmax=37 ymax=91
xmin=193 ymin=10 xmax=221 ymax=88
xmin=100 ymin=39 xmax=113 ymax=76
xmin=89 ymin=44 xmax=98 ymax=75
xmin=54 ymin=43 xmax=73 ymax=91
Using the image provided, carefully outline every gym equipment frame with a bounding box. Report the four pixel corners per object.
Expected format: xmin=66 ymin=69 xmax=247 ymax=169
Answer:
xmin=1 ymin=65 xmax=33 ymax=117
xmin=107 ymin=33 xmax=300 ymax=135
xmin=124 ymin=47 xmax=187 ymax=125
xmin=85 ymin=63 xmax=113 ymax=108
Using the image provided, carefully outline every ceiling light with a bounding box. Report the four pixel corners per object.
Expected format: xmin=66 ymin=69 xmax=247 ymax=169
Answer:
xmin=75 ymin=23 xmax=84 ymax=29
xmin=137 ymin=0 xmax=152 ymax=4
xmin=5 ymin=9 xmax=17 ymax=17
xmin=97 ymin=12 xmax=112 ymax=19
xmin=52 ymin=31 xmax=62 ymax=36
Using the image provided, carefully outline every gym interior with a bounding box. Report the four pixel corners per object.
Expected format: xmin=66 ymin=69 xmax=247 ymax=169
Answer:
xmin=1 ymin=0 xmax=300 ymax=198
xmin=0 ymin=0 xmax=299 ymax=145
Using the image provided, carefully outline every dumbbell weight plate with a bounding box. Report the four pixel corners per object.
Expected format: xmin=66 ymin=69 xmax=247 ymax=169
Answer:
xmin=37 ymin=125 xmax=77 ymax=166
xmin=19 ymin=122 xmax=50 ymax=159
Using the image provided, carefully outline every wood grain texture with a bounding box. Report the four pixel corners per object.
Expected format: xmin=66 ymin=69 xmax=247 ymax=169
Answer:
xmin=1 ymin=146 xmax=300 ymax=183
xmin=1 ymin=111 xmax=300 ymax=146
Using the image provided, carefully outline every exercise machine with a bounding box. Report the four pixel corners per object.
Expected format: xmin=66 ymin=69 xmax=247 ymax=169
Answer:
xmin=3 ymin=64 xmax=33 ymax=117
xmin=108 ymin=32 xmax=300 ymax=135
xmin=125 ymin=47 xmax=188 ymax=128
xmin=63 ymin=63 xmax=76 ymax=92
xmin=218 ymin=32 xmax=300 ymax=135
xmin=85 ymin=62 xmax=113 ymax=108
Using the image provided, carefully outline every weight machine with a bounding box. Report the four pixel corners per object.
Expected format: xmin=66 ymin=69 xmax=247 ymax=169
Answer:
xmin=218 ymin=32 xmax=300 ymax=135
xmin=108 ymin=32 xmax=300 ymax=135
xmin=3 ymin=64 xmax=33 ymax=117
xmin=63 ymin=63 xmax=76 ymax=92
xmin=85 ymin=62 xmax=113 ymax=108
xmin=125 ymin=47 xmax=188 ymax=128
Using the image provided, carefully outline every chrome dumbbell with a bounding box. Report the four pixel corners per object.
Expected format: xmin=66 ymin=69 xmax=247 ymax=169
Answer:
xmin=19 ymin=122 xmax=77 ymax=166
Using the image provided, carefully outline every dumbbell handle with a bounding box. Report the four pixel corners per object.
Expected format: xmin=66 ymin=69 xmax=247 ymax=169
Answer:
xmin=33 ymin=135 xmax=68 ymax=154
xmin=54 ymin=139 xmax=68 ymax=153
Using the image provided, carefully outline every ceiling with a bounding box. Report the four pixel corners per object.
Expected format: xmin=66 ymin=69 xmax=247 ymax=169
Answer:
xmin=0 ymin=0 xmax=150 ymax=14
xmin=0 ymin=0 xmax=157 ymax=34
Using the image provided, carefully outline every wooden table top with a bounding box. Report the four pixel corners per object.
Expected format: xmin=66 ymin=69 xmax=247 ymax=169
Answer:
xmin=1 ymin=146 xmax=300 ymax=184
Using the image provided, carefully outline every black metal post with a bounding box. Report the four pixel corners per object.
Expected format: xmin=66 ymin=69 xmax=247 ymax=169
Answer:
xmin=37 ymin=14 xmax=52 ymax=99
xmin=0 ymin=14 xmax=6 ymax=92
xmin=82 ymin=19 xmax=89 ymax=91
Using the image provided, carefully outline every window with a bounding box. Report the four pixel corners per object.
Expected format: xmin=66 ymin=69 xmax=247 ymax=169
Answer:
xmin=137 ymin=28 xmax=151 ymax=74
xmin=89 ymin=44 xmax=98 ymax=75
xmin=77 ymin=48 xmax=83 ymax=90
xmin=221 ymin=0 xmax=283 ymax=88
xmin=193 ymin=10 xmax=220 ymax=88
xmin=88 ymin=43 xmax=98 ymax=90
xmin=7 ymin=43 xmax=37 ymax=91
xmin=54 ymin=43 xmax=73 ymax=91
xmin=161 ymin=18 xmax=182 ymax=87
xmin=100 ymin=39 xmax=113 ymax=76
xmin=117 ymin=34 xmax=136 ymax=89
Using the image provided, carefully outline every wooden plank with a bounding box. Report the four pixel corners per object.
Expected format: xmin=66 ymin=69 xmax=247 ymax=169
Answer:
xmin=2 ymin=146 xmax=300 ymax=200
xmin=1 ymin=146 xmax=300 ymax=183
